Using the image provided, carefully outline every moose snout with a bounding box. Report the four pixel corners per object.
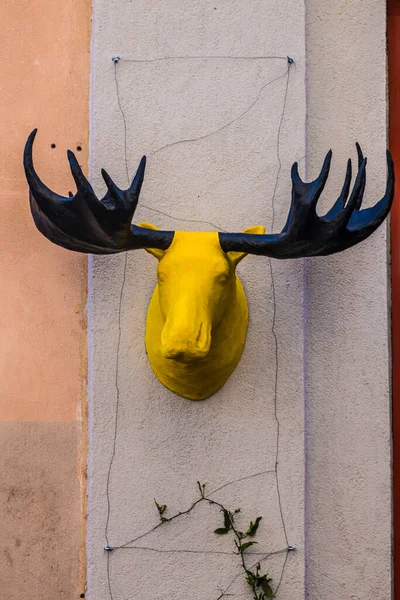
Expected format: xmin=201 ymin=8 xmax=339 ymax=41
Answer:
xmin=161 ymin=320 xmax=211 ymax=363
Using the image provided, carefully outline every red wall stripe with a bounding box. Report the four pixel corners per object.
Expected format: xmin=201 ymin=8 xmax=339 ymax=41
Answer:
xmin=388 ymin=1 xmax=400 ymax=596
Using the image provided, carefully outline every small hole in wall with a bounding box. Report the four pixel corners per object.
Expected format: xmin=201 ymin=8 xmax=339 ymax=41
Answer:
xmin=50 ymin=143 xmax=56 ymax=149
xmin=76 ymin=145 xmax=82 ymax=152
xmin=80 ymin=594 xmax=85 ymax=598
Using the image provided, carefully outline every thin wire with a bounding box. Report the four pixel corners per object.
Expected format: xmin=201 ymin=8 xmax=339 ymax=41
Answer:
xmin=120 ymin=55 xmax=288 ymax=64
xmin=110 ymin=452 xmax=278 ymax=553
xmin=118 ymin=497 xmax=204 ymax=549
xmin=136 ymin=204 xmax=229 ymax=233
xmin=113 ymin=58 xmax=288 ymax=230
xmin=106 ymin=552 xmax=114 ymax=600
xmin=104 ymin=252 xmax=128 ymax=547
xmin=266 ymin=64 xmax=292 ymax=594
xmin=113 ymin=62 xmax=129 ymax=184
xmin=148 ymin=71 xmax=289 ymax=159
xmin=110 ymin=490 xmax=292 ymax=596
xmin=106 ymin=56 xmax=295 ymax=600
xmin=272 ymin=64 xmax=290 ymax=547
xmin=111 ymin=546 xmax=275 ymax=557
xmin=104 ymin=251 xmax=129 ymax=600
xmin=269 ymin=65 xmax=291 ymax=236
xmin=208 ymin=469 xmax=276 ymax=497
xmin=216 ymin=548 xmax=289 ymax=599
xmin=274 ymin=550 xmax=289 ymax=595
xmin=114 ymin=57 xmax=226 ymax=230
xmin=103 ymin=90 xmax=132 ymax=594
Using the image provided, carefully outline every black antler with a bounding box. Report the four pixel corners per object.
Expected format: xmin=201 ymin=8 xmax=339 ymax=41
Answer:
xmin=24 ymin=129 xmax=174 ymax=254
xmin=219 ymin=145 xmax=394 ymax=258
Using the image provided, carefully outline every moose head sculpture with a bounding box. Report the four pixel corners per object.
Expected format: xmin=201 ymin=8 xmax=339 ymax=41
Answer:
xmin=24 ymin=129 xmax=394 ymax=400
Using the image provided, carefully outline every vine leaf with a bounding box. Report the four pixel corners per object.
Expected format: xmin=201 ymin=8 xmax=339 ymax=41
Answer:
xmin=214 ymin=527 xmax=230 ymax=535
xmin=246 ymin=569 xmax=257 ymax=587
xmin=246 ymin=564 xmax=275 ymax=599
xmin=154 ymin=499 xmax=168 ymax=522
xmin=246 ymin=516 xmax=262 ymax=537
xmin=197 ymin=481 xmax=206 ymax=498
xmin=223 ymin=510 xmax=233 ymax=530
xmin=150 ymin=484 xmax=276 ymax=599
xmin=259 ymin=576 xmax=275 ymax=598
xmin=241 ymin=541 xmax=258 ymax=552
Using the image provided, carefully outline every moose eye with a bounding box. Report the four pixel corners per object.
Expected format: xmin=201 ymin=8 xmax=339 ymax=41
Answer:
xmin=216 ymin=273 xmax=229 ymax=286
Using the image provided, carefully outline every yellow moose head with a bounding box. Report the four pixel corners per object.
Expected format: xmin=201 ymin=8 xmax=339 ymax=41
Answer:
xmin=24 ymin=130 xmax=394 ymax=400
xmin=141 ymin=225 xmax=264 ymax=399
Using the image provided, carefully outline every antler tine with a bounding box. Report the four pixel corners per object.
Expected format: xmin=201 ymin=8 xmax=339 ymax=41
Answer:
xmin=101 ymin=168 xmax=122 ymax=205
xmin=100 ymin=156 xmax=146 ymax=212
xmin=66 ymin=148 xmax=114 ymax=229
xmin=283 ymin=150 xmax=332 ymax=237
xmin=322 ymin=154 xmax=367 ymax=232
xmin=290 ymin=151 xmax=332 ymax=201
xmin=355 ymin=143 xmax=366 ymax=210
xmin=24 ymin=130 xmax=174 ymax=254
xmin=219 ymin=146 xmax=394 ymax=259
xmin=323 ymin=158 xmax=352 ymax=220
xmin=24 ymin=129 xmax=69 ymax=209
xmin=127 ymin=155 xmax=146 ymax=208
xmin=282 ymin=155 xmax=327 ymax=234
xmin=292 ymin=150 xmax=332 ymax=207
xmin=347 ymin=149 xmax=394 ymax=236
xmin=68 ymin=148 xmax=94 ymax=193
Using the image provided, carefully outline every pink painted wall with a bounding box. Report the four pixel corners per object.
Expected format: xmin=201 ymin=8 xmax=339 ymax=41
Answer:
xmin=0 ymin=0 xmax=90 ymax=597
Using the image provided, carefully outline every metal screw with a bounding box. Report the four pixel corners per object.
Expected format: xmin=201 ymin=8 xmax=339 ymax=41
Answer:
xmin=287 ymin=56 xmax=294 ymax=64
xmin=104 ymin=545 xmax=114 ymax=552
xmin=112 ymin=56 xmax=120 ymax=63
xmin=287 ymin=545 xmax=296 ymax=552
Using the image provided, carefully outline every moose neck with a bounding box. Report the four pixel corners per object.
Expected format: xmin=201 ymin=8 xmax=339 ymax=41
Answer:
xmin=145 ymin=255 xmax=249 ymax=400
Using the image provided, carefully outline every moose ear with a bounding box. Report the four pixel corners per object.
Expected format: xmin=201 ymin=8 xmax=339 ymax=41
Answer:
xmin=138 ymin=222 xmax=165 ymax=260
xmin=227 ymin=225 xmax=266 ymax=266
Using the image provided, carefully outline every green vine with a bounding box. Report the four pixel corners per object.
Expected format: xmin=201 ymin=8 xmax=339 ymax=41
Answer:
xmin=154 ymin=481 xmax=276 ymax=600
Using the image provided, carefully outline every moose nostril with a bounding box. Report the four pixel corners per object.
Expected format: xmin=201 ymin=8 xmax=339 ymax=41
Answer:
xmin=167 ymin=350 xmax=185 ymax=362
xmin=163 ymin=345 xmax=210 ymax=363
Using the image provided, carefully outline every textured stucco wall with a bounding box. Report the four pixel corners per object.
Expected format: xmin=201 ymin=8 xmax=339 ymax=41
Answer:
xmin=0 ymin=0 xmax=91 ymax=597
xmin=88 ymin=2 xmax=306 ymax=599
xmin=305 ymin=1 xmax=391 ymax=598
xmin=89 ymin=2 xmax=392 ymax=599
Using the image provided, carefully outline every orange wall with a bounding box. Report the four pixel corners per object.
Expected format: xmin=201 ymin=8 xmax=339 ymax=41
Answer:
xmin=0 ymin=1 xmax=90 ymax=597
